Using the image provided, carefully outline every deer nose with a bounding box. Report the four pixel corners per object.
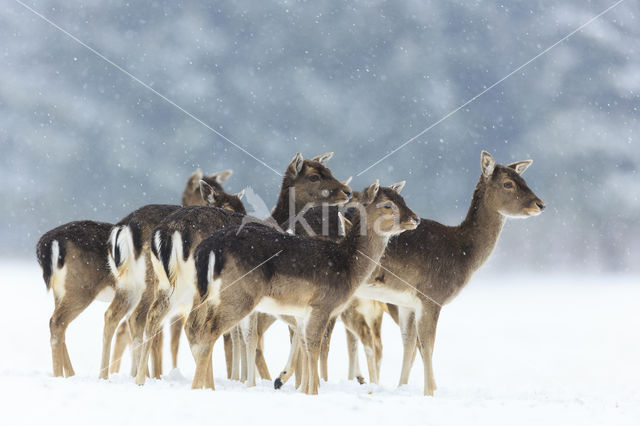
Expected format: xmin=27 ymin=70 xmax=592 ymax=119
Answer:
xmin=342 ymin=189 xmax=352 ymax=200
xmin=536 ymin=201 xmax=546 ymax=211
xmin=404 ymin=216 xmax=420 ymax=228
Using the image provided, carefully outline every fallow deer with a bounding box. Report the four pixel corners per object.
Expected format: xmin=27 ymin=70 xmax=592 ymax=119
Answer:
xmin=134 ymin=152 xmax=352 ymax=385
xmin=273 ymin=185 xmax=390 ymax=388
xmin=190 ymin=181 xmax=420 ymax=394
xmin=100 ymin=169 xmax=238 ymax=379
xmin=354 ymin=151 xmax=545 ymax=395
xmin=37 ymin=221 xmax=115 ymax=377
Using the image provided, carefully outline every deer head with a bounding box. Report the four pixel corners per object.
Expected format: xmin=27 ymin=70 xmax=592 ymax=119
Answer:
xmin=480 ymin=151 xmax=545 ymax=218
xmin=182 ymin=168 xmax=234 ymax=206
xmin=282 ymin=152 xmax=352 ymax=209
xmin=199 ymin=180 xmax=246 ymax=215
xmin=358 ymin=180 xmax=420 ymax=236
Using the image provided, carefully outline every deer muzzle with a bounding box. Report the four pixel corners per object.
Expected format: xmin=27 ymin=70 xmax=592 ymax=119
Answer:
xmin=402 ymin=216 xmax=421 ymax=230
xmin=526 ymin=199 xmax=546 ymax=216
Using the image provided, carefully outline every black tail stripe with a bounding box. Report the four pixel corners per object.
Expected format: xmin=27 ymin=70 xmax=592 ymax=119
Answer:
xmin=57 ymin=239 xmax=66 ymax=269
xmin=195 ymin=248 xmax=210 ymax=298
xmin=36 ymin=239 xmax=52 ymax=290
xmin=129 ymin=222 xmax=142 ymax=259
xmin=113 ymin=227 xmax=122 ymax=267
xmin=182 ymin=231 xmax=192 ymax=262
xmin=159 ymin=229 xmax=173 ymax=280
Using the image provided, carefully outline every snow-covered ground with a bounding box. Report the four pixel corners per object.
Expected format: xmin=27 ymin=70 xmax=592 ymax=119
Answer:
xmin=0 ymin=260 xmax=638 ymax=426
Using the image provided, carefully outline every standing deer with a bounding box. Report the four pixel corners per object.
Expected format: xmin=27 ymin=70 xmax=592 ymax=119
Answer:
xmin=99 ymin=169 xmax=238 ymax=379
xmin=354 ymin=151 xmax=545 ymax=395
xmin=37 ymin=221 xmax=115 ymax=377
xmin=133 ymin=152 xmax=352 ymax=385
xmin=272 ymin=185 xmax=389 ymax=388
xmin=190 ymin=181 xmax=420 ymax=394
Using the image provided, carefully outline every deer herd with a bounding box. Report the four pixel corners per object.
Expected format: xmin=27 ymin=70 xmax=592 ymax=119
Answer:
xmin=36 ymin=150 xmax=545 ymax=395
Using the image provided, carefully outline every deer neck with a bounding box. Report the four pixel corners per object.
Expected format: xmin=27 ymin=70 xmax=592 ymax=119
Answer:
xmin=345 ymin=213 xmax=391 ymax=289
xmin=270 ymin=182 xmax=307 ymax=228
xmin=459 ymin=179 xmax=506 ymax=271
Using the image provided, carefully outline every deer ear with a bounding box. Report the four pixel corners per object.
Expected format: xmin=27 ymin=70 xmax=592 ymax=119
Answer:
xmin=311 ymin=152 xmax=334 ymax=166
xmin=235 ymin=189 xmax=246 ymax=200
xmin=481 ymin=151 xmax=496 ymax=178
xmin=507 ymin=159 xmax=533 ymax=175
xmin=287 ymin=153 xmax=305 ymax=178
xmin=199 ymin=180 xmax=217 ymax=205
xmin=343 ymin=176 xmax=353 ymax=186
xmin=210 ymin=169 xmax=233 ymax=185
xmin=389 ymin=180 xmax=406 ymax=193
xmin=362 ymin=180 xmax=380 ymax=204
xmin=337 ymin=212 xmax=352 ymax=236
xmin=190 ymin=168 xmax=204 ymax=188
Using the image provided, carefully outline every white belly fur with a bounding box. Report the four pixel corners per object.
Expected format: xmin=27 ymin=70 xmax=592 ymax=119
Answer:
xmin=255 ymin=297 xmax=311 ymax=318
xmin=355 ymin=283 xmax=421 ymax=308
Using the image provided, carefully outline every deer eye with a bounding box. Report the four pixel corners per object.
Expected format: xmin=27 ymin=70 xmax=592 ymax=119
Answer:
xmin=383 ymin=202 xmax=393 ymax=209
xmin=503 ymin=181 xmax=514 ymax=189
xmin=308 ymin=175 xmax=320 ymax=182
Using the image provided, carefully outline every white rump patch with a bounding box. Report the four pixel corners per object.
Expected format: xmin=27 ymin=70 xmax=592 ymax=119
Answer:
xmin=168 ymin=231 xmax=183 ymax=285
xmin=50 ymin=240 xmax=67 ymax=300
xmin=207 ymin=251 xmax=221 ymax=305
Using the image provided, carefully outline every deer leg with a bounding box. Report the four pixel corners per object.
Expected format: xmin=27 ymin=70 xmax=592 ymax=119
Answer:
xmin=255 ymin=313 xmax=276 ymax=381
xmin=110 ymin=320 xmax=131 ymax=374
xmin=416 ymin=303 xmax=441 ymax=396
xmin=398 ymin=306 xmax=418 ymax=387
xmin=49 ymin=296 xmax=92 ymax=378
xmin=186 ymin=305 xmax=214 ymax=390
xmin=150 ymin=328 xmax=164 ymax=379
xmin=192 ymin=338 xmax=214 ymax=390
xmin=223 ymin=333 xmax=233 ymax=379
xmin=255 ymin=331 xmax=270 ymax=380
xmin=372 ymin=316 xmax=383 ymax=383
xmin=298 ymin=347 xmax=309 ymax=392
xmin=319 ymin=317 xmax=336 ymax=382
xmin=191 ymin=297 xmax=257 ymax=390
xmin=240 ymin=313 xmax=259 ymax=387
xmin=50 ymin=318 xmax=65 ymax=378
xmin=345 ymin=329 xmax=364 ymax=384
xmin=284 ymin=322 xmax=306 ymax=389
xmin=135 ymin=290 xmax=170 ymax=385
xmin=357 ymin=323 xmax=378 ymax=385
xmin=99 ymin=290 xmax=131 ymax=379
xmin=274 ymin=323 xmax=301 ymax=389
xmin=386 ymin=303 xmax=400 ymax=325
xmin=346 ymin=317 xmax=378 ymax=384
xmin=296 ymin=322 xmax=309 ymax=392
xmin=61 ymin=343 xmax=74 ymax=377
xmin=303 ymin=311 xmax=330 ymax=395
xmin=183 ymin=305 xmax=208 ymax=388
xmin=169 ymin=314 xmax=185 ymax=370
xmin=205 ymin=352 xmax=214 ymax=389
xmin=230 ymin=326 xmax=242 ymax=381
xmin=239 ymin=328 xmax=248 ymax=382
xmin=128 ymin=293 xmax=152 ymax=378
